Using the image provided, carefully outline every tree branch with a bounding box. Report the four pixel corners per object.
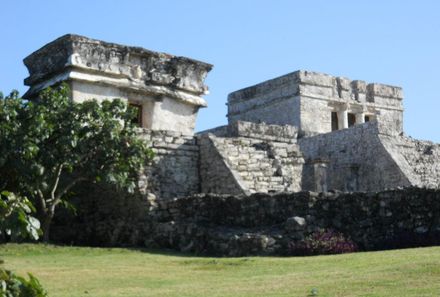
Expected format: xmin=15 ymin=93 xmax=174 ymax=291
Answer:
xmin=50 ymin=164 xmax=64 ymax=200
xmin=53 ymin=176 xmax=88 ymax=207
xmin=37 ymin=189 xmax=46 ymax=210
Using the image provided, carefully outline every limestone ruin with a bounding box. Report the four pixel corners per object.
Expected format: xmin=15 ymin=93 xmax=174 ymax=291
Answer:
xmin=23 ymin=34 xmax=440 ymax=200
xmin=227 ymin=70 xmax=403 ymax=136
xmin=24 ymin=34 xmax=212 ymax=135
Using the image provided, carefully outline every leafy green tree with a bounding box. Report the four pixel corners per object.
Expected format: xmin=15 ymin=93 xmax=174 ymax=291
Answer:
xmin=0 ymin=85 xmax=154 ymax=241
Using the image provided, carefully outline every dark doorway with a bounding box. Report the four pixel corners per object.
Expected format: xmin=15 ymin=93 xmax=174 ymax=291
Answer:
xmin=331 ymin=112 xmax=338 ymax=131
xmin=348 ymin=113 xmax=356 ymax=127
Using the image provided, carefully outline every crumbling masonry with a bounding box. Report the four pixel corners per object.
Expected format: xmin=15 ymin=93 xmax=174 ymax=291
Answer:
xmin=23 ymin=34 xmax=440 ymax=200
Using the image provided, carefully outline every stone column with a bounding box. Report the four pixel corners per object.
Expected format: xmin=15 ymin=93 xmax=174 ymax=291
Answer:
xmin=338 ymin=109 xmax=348 ymax=129
xmin=355 ymin=113 xmax=365 ymax=124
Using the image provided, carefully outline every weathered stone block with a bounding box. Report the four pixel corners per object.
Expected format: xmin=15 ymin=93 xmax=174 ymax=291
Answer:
xmin=367 ymin=83 xmax=403 ymax=99
xmin=285 ymin=216 xmax=307 ymax=233
xmin=296 ymin=70 xmax=335 ymax=87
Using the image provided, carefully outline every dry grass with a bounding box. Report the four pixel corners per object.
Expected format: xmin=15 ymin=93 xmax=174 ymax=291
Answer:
xmin=1 ymin=244 xmax=440 ymax=296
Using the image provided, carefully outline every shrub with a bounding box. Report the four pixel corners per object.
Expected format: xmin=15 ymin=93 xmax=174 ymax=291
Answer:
xmin=288 ymin=229 xmax=358 ymax=256
xmin=0 ymin=267 xmax=48 ymax=297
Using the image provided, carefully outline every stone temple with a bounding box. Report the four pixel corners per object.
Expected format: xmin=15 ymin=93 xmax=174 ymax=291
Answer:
xmin=24 ymin=34 xmax=212 ymax=135
xmin=24 ymin=34 xmax=440 ymax=200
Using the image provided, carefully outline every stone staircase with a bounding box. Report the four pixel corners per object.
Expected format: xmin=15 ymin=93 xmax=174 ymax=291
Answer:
xmin=210 ymin=135 xmax=304 ymax=193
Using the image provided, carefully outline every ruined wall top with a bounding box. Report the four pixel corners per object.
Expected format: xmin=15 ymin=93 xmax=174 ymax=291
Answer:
xmin=199 ymin=120 xmax=298 ymax=143
xmin=228 ymin=70 xmax=403 ymax=104
xmin=23 ymin=34 xmax=213 ymax=106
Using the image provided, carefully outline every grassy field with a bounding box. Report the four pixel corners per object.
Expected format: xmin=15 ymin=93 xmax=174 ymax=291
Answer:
xmin=1 ymin=244 xmax=440 ymax=297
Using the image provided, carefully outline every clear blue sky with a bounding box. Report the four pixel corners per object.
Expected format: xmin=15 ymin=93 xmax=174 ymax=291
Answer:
xmin=1 ymin=0 xmax=439 ymax=141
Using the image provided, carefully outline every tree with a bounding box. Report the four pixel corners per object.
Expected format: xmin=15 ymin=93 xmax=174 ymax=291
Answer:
xmin=0 ymin=85 xmax=154 ymax=241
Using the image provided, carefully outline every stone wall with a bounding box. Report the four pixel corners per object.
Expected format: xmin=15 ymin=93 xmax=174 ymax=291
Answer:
xmin=148 ymin=188 xmax=440 ymax=256
xmin=53 ymin=186 xmax=440 ymax=256
xmin=227 ymin=73 xmax=300 ymax=128
xmin=130 ymin=122 xmax=303 ymax=200
xmin=137 ymin=129 xmax=200 ymax=200
xmin=133 ymin=121 xmax=440 ymax=200
xmin=136 ymin=122 xmax=305 ymax=199
xmin=382 ymin=135 xmax=440 ymax=189
xmin=135 ymin=122 xmax=440 ymax=200
xmin=298 ymin=122 xmax=410 ymax=192
xmin=227 ymin=120 xmax=297 ymax=143
xmin=297 ymin=121 xmax=440 ymax=192
xmin=52 ymin=183 xmax=152 ymax=246
xmin=198 ymin=134 xmax=246 ymax=195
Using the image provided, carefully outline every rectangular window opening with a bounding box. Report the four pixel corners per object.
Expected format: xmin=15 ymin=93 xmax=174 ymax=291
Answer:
xmin=365 ymin=115 xmax=371 ymax=122
xmin=129 ymin=103 xmax=143 ymax=127
xmin=348 ymin=113 xmax=356 ymax=127
xmin=331 ymin=112 xmax=338 ymax=131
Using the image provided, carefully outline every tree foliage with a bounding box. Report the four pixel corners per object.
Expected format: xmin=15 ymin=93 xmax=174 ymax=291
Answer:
xmin=0 ymin=84 xmax=154 ymax=241
xmin=0 ymin=268 xmax=48 ymax=297
xmin=0 ymin=191 xmax=40 ymax=242
xmin=0 ymin=190 xmax=45 ymax=296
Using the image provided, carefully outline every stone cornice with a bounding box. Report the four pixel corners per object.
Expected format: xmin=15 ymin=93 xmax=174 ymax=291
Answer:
xmin=23 ymin=34 xmax=212 ymax=106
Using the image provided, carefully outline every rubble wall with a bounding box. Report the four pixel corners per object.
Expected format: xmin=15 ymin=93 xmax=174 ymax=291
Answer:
xmin=53 ymin=186 xmax=440 ymax=256
xmin=149 ymin=188 xmax=440 ymax=256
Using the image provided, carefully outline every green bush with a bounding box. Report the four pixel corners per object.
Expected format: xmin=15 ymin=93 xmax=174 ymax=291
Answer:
xmin=0 ymin=267 xmax=47 ymax=297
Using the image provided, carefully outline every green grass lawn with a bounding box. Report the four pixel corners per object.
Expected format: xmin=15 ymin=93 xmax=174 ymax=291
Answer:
xmin=1 ymin=244 xmax=440 ymax=297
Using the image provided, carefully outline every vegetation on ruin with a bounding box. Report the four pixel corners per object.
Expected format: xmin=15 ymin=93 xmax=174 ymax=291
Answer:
xmin=0 ymin=85 xmax=154 ymax=241
xmin=1 ymin=244 xmax=440 ymax=297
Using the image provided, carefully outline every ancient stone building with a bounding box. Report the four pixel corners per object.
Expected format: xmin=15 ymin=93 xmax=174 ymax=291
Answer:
xmin=227 ymin=70 xmax=403 ymax=137
xmin=23 ymin=34 xmax=212 ymax=135
xmin=23 ymin=35 xmax=440 ymax=200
